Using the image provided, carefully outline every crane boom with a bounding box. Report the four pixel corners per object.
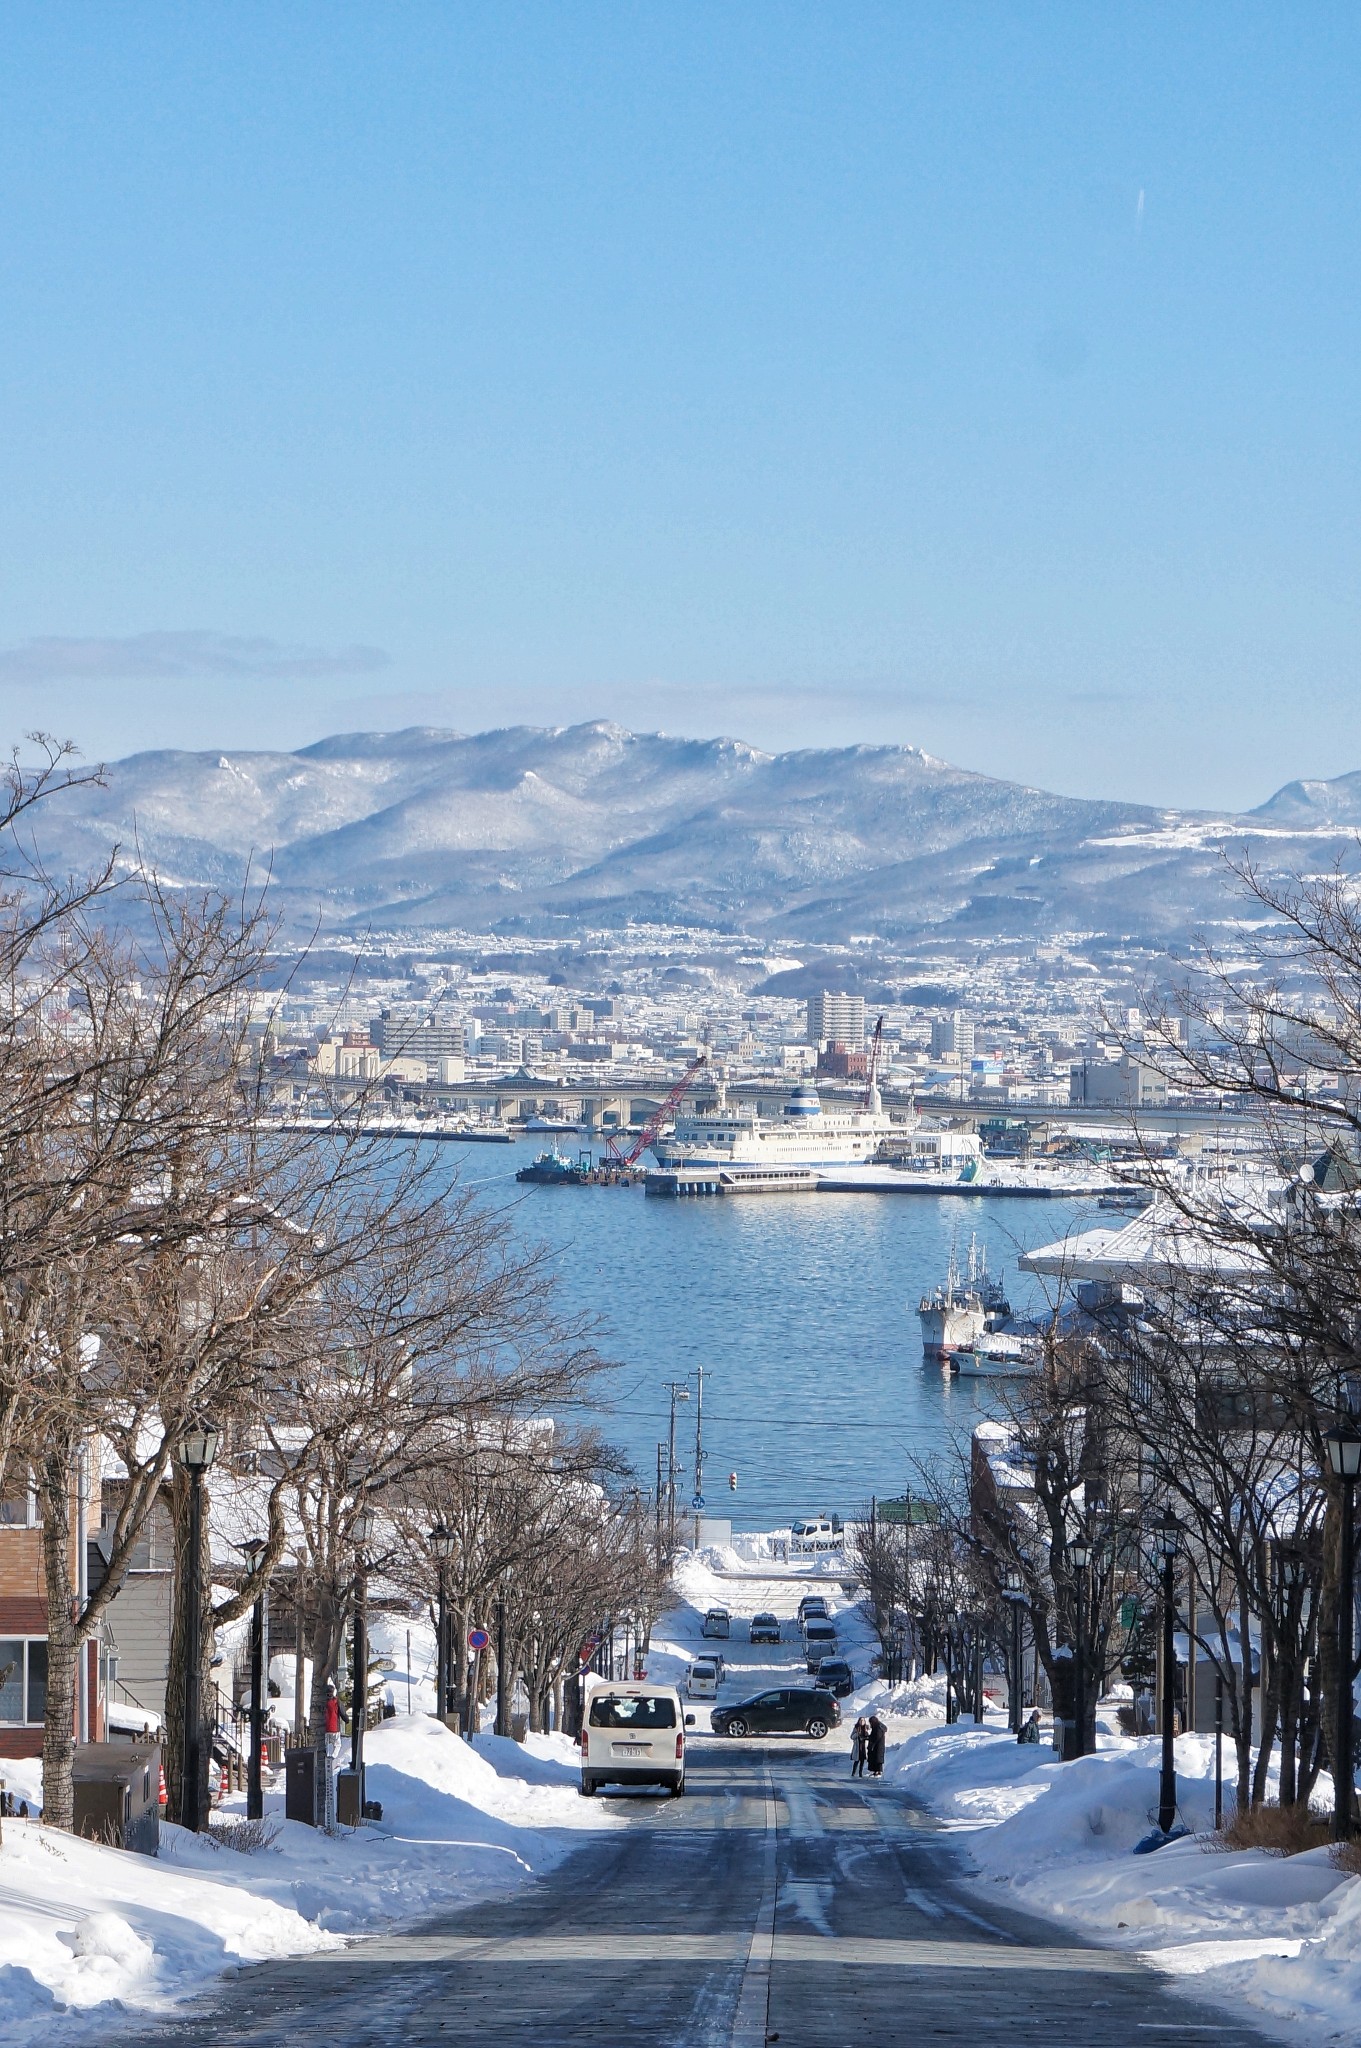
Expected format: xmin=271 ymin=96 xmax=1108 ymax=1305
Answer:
xmin=861 ymin=1014 xmax=885 ymax=1109
xmin=606 ymin=1053 xmax=708 ymax=1169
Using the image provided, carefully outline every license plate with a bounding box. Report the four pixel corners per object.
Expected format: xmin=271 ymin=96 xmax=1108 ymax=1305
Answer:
xmin=612 ymin=1742 xmax=649 ymax=1756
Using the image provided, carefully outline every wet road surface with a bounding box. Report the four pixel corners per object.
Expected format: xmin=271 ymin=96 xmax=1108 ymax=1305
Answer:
xmin=111 ymin=1736 xmax=1276 ymax=2048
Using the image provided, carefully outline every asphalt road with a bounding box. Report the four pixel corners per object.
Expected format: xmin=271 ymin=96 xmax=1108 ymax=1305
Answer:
xmin=112 ymin=1736 xmax=1275 ymax=2048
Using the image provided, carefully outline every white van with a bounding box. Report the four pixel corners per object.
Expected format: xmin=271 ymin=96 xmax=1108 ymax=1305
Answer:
xmin=687 ymin=1658 xmax=720 ymax=1700
xmin=579 ymin=1679 xmax=693 ymax=1798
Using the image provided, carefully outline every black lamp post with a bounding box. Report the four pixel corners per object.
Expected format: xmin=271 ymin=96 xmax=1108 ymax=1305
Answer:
xmin=350 ymin=1511 xmax=372 ymax=1789
xmin=1324 ymin=1422 xmax=1361 ymax=1840
xmin=241 ymin=1537 xmax=267 ymax=1822
xmin=430 ymin=1523 xmax=454 ymax=1720
xmin=1156 ymin=1509 xmax=1179 ymax=1834
xmin=1068 ymin=1533 xmax=1091 ymax=1759
xmin=1004 ymin=1569 xmax=1025 ymax=1735
xmin=177 ymin=1424 xmax=219 ymax=1832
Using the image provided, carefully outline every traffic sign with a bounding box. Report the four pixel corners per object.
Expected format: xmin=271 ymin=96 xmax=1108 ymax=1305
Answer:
xmin=468 ymin=1626 xmax=491 ymax=1651
xmin=691 ymin=1493 xmax=705 ymax=1510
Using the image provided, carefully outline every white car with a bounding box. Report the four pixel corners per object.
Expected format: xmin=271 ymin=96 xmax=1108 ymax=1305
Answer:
xmin=687 ymin=1658 xmax=720 ymax=1700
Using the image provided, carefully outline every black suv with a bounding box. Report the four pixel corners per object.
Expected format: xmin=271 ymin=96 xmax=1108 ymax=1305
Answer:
xmin=749 ymin=1612 xmax=782 ymax=1644
xmin=815 ymin=1658 xmax=855 ymax=1698
xmin=712 ymin=1687 xmax=842 ymax=1740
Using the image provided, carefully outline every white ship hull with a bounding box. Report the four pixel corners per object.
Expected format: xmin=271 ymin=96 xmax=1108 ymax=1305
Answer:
xmin=651 ymin=1079 xmax=893 ymax=1169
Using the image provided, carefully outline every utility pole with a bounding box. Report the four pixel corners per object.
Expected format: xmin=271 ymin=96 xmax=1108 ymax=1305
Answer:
xmin=693 ymin=1367 xmax=710 ymax=1542
xmin=655 ymin=1443 xmax=664 ymax=1557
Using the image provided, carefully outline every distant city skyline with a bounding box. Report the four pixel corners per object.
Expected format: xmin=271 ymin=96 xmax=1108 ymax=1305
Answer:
xmin=1 ymin=8 xmax=1357 ymax=811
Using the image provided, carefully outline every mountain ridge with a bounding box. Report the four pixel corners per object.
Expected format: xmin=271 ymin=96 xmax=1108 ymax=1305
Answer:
xmin=31 ymin=722 xmax=1359 ymax=945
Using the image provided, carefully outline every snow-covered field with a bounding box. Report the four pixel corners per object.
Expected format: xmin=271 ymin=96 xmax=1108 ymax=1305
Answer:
xmin=0 ymin=1716 xmax=615 ymax=2046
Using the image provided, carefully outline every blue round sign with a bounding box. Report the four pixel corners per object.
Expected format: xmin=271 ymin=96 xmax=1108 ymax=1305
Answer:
xmin=468 ymin=1626 xmax=491 ymax=1651
xmin=691 ymin=1493 xmax=705 ymax=1509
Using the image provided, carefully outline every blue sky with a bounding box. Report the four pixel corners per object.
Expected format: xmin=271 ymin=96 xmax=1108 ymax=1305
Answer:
xmin=0 ymin=6 xmax=1356 ymax=809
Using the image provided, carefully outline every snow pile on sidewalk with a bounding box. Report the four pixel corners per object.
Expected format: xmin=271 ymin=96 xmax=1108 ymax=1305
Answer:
xmin=889 ymin=1719 xmax=1361 ymax=2040
xmin=0 ymin=1716 xmax=611 ymax=2046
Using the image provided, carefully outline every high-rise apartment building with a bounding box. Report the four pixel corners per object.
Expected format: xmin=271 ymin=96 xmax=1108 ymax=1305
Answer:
xmin=930 ymin=1011 xmax=975 ymax=1059
xmin=805 ymin=991 xmax=866 ymax=1046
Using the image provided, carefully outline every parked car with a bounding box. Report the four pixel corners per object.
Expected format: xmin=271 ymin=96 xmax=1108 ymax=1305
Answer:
xmin=815 ymin=1658 xmax=855 ymax=1698
xmin=579 ymin=1680 xmax=695 ymax=1797
xmin=802 ymin=1618 xmax=838 ymax=1670
xmin=749 ymin=1612 xmax=782 ymax=1645
xmin=686 ymin=1658 xmax=720 ymax=1700
xmin=712 ymin=1687 xmax=842 ymax=1740
xmin=797 ymin=1594 xmax=830 ymax=1623
xmin=701 ymin=1607 xmax=731 ymax=1639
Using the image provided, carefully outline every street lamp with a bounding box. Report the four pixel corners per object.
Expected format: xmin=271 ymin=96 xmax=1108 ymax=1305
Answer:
xmin=1324 ymin=1422 xmax=1361 ymax=1840
xmin=665 ymin=1381 xmax=690 ymax=1551
xmin=1156 ymin=1509 xmax=1179 ymax=1834
xmin=176 ymin=1424 xmax=219 ymax=1831
xmin=1003 ymin=1569 xmax=1026 ymax=1735
xmin=350 ymin=1511 xmax=372 ymax=1789
xmin=1068 ymin=1532 xmax=1092 ymax=1760
xmin=240 ymin=1537 xmax=268 ymax=1823
xmin=430 ymin=1523 xmax=454 ymax=1721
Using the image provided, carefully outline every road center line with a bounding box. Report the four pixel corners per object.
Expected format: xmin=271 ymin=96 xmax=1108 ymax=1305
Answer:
xmin=729 ymin=1763 xmax=777 ymax=2048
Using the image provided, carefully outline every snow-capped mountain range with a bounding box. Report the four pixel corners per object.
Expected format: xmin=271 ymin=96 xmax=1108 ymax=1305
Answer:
xmin=34 ymin=722 xmax=1361 ymax=943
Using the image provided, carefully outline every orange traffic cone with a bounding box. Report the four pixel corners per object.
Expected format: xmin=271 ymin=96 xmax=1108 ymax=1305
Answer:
xmin=218 ymin=1763 xmax=229 ymax=1804
xmin=157 ymin=1764 xmax=167 ymax=1808
xmin=260 ymin=1738 xmax=269 ymax=1775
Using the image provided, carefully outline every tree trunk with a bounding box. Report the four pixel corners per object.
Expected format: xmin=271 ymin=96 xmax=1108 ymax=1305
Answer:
xmin=38 ymin=1439 xmax=78 ymax=1832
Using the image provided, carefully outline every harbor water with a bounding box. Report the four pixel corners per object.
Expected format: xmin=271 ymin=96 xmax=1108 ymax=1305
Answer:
xmin=452 ymin=1139 xmax=1097 ymax=1529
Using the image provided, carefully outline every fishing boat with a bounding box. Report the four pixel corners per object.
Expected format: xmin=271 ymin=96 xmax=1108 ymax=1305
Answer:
xmin=917 ymin=1236 xmax=1011 ymax=1364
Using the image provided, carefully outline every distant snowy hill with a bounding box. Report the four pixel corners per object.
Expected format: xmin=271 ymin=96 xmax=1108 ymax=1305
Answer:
xmin=34 ymin=723 xmax=1361 ymax=944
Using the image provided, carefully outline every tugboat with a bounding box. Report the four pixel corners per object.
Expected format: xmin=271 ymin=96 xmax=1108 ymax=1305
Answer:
xmin=515 ymin=1148 xmax=592 ymax=1186
xmin=917 ymin=1236 xmax=1011 ymax=1365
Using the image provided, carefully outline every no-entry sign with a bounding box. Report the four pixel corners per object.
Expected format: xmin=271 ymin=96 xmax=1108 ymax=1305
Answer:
xmin=468 ymin=1626 xmax=491 ymax=1651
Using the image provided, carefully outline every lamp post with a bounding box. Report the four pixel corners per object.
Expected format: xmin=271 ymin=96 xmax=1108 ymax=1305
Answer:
xmin=1156 ymin=1509 xmax=1179 ymax=1834
xmin=241 ymin=1538 xmax=268 ymax=1822
xmin=430 ymin=1523 xmax=454 ymax=1721
xmin=664 ymin=1381 xmax=690 ymax=1551
xmin=1068 ymin=1533 xmax=1092 ymax=1760
xmin=350 ymin=1511 xmax=372 ymax=1790
xmin=176 ymin=1424 xmax=219 ymax=1832
xmin=1324 ymin=1422 xmax=1361 ymax=1840
xmin=1004 ymin=1569 xmax=1026 ymax=1735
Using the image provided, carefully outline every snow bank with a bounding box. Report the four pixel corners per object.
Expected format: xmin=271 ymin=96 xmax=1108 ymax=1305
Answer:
xmin=0 ymin=1714 xmax=611 ymax=2045
xmin=888 ymin=1718 xmax=1361 ymax=2040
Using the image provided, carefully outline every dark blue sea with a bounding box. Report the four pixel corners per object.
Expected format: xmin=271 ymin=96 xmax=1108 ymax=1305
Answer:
xmin=450 ymin=1138 xmax=1097 ymax=1530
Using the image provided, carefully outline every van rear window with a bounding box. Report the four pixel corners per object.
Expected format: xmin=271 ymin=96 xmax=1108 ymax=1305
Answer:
xmin=588 ymin=1694 xmax=677 ymax=1729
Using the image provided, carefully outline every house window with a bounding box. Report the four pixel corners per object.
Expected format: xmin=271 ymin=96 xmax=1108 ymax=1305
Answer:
xmin=0 ymin=1639 xmax=47 ymax=1723
xmin=0 ymin=1473 xmax=39 ymax=1525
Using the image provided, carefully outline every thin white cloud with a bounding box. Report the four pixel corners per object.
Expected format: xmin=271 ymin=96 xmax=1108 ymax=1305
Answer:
xmin=0 ymin=631 xmax=390 ymax=684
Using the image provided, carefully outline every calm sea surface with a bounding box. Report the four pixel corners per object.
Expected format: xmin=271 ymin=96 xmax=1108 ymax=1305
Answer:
xmin=444 ymin=1138 xmax=1097 ymax=1529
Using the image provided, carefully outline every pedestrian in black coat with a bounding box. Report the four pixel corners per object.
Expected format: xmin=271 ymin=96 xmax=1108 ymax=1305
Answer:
xmin=850 ymin=1718 xmax=869 ymax=1776
xmin=866 ymin=1714 xmax=887 ymax=1777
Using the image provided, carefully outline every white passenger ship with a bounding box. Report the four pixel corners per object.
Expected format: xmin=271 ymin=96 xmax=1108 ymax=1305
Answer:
xmin=650 ymin=1077 xmax=895 ymax=1168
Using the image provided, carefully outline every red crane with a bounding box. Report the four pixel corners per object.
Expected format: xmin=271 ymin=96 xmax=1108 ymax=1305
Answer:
xmin=605 ymin=1053 xmax=708 ymax=1169
xmin=861 ymin=1014 xmax=885 ymax=1109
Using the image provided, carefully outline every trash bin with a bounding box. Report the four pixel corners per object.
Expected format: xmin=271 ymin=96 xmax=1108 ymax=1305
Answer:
xmin=335 ymin=1767 xmax=362 ymax=1826
xmin=285 ymin=1746 xmax=320 ymax=1826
